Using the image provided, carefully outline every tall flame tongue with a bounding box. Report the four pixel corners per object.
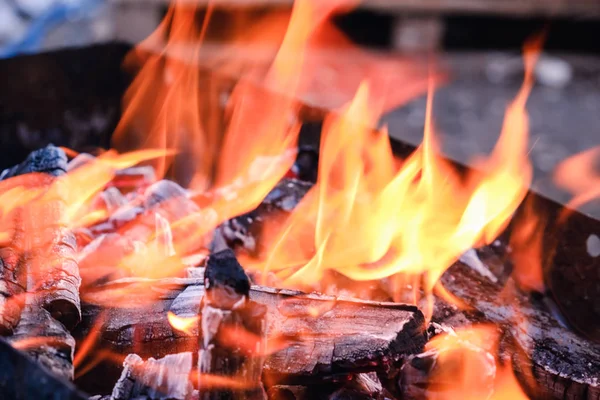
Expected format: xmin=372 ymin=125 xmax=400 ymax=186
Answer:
xmin=208 ymin=0 xmax=347 ymax=221
xmin=112 ymin=0 xmax=436 ymax=230
xmin=260 ymin=37 xmax=542 ymax=306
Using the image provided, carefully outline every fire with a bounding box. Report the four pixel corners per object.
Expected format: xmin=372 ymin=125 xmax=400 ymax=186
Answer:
xmin=554 ymin=146 xmax=600 ymax=210
xmin=258 ymin=37 xmax=542 ymax=304
xmin=167 ymin=311 xmax=199 ymax=336
xmin=509 ymin=196 xmax=546 ymax=293
xmin=0 ymin=0 xmax=563 ymax=393
xmin=113 ymin=0 xmax=436 ymax=229
xmin=422 ymin=325 xmax=529 ymax=400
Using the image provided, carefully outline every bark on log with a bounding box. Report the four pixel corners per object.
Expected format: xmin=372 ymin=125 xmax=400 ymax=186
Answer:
xmin=74 ymin=277 xmax=426 ymax=391
xmin=0 ymin=336 xmax=85 ymax=399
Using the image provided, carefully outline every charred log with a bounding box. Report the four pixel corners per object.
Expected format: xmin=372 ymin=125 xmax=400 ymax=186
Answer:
xmin=21 ymin=188 xmax=81 ymax=330
xmin=0 ymin=336 xmax=85 ymax=399
xmin=0 ymin=144 xmax=67 ymax=179
xmin=89 ymin=180 xmax=201 ymax=245
xmin=397 ymin=247 xmax=600 ymax=400
xmin=109 ymin=352 xmax=193 ymax=400
xmin=74 ymin=277 xmax=426 ymax=391
xmin=446 ymin=261 xmax=600 ymax=399
xmin=222 ymin=178 xmax=313 ymax=256
xmin=198 ymin=249 xmax=267 ymax=400
xmin=267 ymin=373 xmax=383 ymax=400
xmin=8 ymin=294 xmax=76 ymax=381
xmin=0 ymin=145 xmax=81 ymax=332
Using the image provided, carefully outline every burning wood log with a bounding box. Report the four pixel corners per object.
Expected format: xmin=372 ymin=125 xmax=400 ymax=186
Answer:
xmin=448 ymin=263 xmax=600 ymax=399
xmin=8 ymin=293 xmax=76 ymax=380
xmin=267 ymin=373 xmax=383 ymax=400
xmin=90 ymin=179 xmax=200 ymax=242
xmin=0 ymin=222 xmax=27 ymax=334
xmin=0 ymin=145 xmax=81 ymax=332
xmin=221 ymin=178 xmax=313 ymax=257
xmin=16 ymin=146 xmax=82 ymax=329
xmin=74 ymin=277 xmax=426 ymax=390
xmin=0 ymin=336 xmax=85 ymax=400
xmin=22 ymin=188 xmax=82 ymax=330
xmin=397 ymin=248 xmax=600 ymax=400
xmin=198 ymin=248 xmax=267 ymax=400
xmin=108 ymin=352 xmax=194 ymax=400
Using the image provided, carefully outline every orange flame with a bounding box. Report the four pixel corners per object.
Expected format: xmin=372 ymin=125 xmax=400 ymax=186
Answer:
xmin=509 ymin=196 xmax=546 ymax=293
xmin=255 ymin=36 xmax=541 ymax=308
xmin=424 ymin=325 xmax=528 ymax=400
xmin=554 ymin=146 xmax=600 ymax=210
xmin=167 ymin=311 xmax=199 ymax=336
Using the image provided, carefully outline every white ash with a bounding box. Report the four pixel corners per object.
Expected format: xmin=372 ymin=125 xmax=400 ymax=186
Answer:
xmin=459 ymin=248 xmax=498 ymax=283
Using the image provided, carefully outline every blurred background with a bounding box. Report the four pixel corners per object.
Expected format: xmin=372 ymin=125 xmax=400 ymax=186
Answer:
xmin=0 ymin=0 xmax=599 ymax=205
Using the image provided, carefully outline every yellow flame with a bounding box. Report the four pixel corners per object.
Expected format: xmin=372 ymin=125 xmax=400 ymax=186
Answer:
xmin=167 ymin=311 xmax=199 ymax=335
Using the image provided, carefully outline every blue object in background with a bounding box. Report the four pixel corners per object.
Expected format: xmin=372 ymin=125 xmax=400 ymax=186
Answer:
xmin=0 ymin=0 xmax=105 ymax=59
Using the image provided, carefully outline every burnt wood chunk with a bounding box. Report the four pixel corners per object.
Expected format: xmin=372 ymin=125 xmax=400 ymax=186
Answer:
xmin=267 ymin=385 xmax=312 ymax=400
xmin=199 ymin=249 xmax=267 ymax=400
xmin=8 ymin=293 xmax=76 ymax=381
xmin=0 ymin=144 xmax=67 ymax=179
xmin=222 ymin=178 xmax=313 ymax=256
xmin=0 ymin=336 xmax=86 ymax=400
xmin=75 ymin=278 xmax=426 ymax=385
xmin=266 ymin=373 xmax=382 ymax=400
xmin=110 ymin=352 xmax=193 ymax=400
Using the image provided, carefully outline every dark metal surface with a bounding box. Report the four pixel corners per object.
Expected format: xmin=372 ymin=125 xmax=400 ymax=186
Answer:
xmin=0 ymin=43 xmax=131 ymax=170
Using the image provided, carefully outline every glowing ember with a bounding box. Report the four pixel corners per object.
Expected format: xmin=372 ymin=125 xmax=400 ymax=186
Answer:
xmin=422 ymin=325 xmax=529 ymax=400
xmin=167 ymin=311 xmax=199 ymax=335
